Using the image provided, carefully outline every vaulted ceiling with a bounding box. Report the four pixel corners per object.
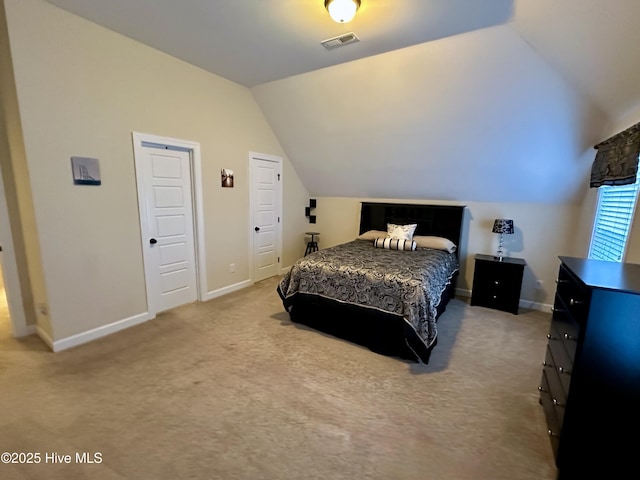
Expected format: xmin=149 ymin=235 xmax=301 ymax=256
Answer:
xmin=42 ymin=0 xmax=640 ymax=204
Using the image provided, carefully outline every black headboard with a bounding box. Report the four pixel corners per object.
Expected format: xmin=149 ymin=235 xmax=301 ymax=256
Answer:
xmin=359 ymin=203 xmax=465 ymax=255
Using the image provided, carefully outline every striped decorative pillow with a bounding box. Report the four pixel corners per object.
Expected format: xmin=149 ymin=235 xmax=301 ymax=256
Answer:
xmin=374 ymin=237 xmax=417 ymax=251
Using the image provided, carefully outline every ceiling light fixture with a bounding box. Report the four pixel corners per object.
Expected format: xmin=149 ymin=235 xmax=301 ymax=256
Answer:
xmin=324 ymin=0 xmax=361 ymax=23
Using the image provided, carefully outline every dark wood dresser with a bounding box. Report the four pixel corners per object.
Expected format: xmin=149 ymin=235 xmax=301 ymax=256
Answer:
xmin=470 ymin=254 xmax=526 ymax=314
xmin=539 ymin=256 xmax=640 ymax=479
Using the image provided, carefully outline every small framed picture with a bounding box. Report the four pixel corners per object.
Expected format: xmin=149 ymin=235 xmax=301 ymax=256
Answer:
xmin=221 ymin=168 xmax=234 ymax=188
xmin=71 ymin=156 xmax=101 ymax=185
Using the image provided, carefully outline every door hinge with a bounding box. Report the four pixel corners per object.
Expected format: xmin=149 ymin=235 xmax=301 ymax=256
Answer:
xmin=278 ymin=256 xmax=280 ymax=263
xmin=278 ymin=216 xmax=280 ymax=223
xmin=277 ymin=173 xmax=281 ymax=181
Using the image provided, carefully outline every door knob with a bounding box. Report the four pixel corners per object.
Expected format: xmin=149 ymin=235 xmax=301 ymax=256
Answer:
xmin=254 ymin=227 xmax=260 ymax=232
xmin=150 ymin=238 xmax=157 ymax=245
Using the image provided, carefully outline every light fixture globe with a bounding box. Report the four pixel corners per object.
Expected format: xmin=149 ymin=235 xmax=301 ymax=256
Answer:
xmin=325 ymin=0 xmax=361 ymax=23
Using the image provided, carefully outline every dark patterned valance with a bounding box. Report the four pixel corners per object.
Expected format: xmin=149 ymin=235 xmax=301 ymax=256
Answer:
xmin=590 ymin=122 xmax=640 ymax=188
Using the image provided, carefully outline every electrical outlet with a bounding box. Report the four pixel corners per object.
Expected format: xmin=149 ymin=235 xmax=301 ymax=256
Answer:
xmin=229 ymin=263 xmax=236 ymax=273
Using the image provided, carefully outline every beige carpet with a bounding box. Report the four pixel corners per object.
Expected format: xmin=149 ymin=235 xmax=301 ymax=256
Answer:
xmin=0 ymin=277 xmax=556 ymax=480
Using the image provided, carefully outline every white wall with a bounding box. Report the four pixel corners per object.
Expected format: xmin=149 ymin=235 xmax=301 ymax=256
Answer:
xmin=4 ymin=0 xmax=308 ymax=342
xmin=312 ymin=197 xmax=588 ymax=309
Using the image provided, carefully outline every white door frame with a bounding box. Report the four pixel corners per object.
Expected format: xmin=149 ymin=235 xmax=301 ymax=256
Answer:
xmin=0 ymin=162 xmax=31 ymax=337
xmin=132 ymin=132 xmax=207 ymax=316
xmin=249 ymin=152 xmax=282 ymax=282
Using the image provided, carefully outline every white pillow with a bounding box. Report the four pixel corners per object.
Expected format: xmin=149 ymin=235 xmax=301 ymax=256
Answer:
xmin=374 ymin=237 xmax=417 ymax=251
xmin=387 ymin=223 xmax=417 ymax=241
xmin=357 ymin=230 xmax=388 ymax=241
xmin=413 ymin=235 xmax=457 ymax=253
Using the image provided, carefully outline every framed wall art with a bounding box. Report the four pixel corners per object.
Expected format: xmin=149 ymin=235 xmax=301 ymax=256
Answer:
xmin=221 ymin=168 xmax=234 ymax=188
xmin=71 ymin=156 xmax=101 ymax=185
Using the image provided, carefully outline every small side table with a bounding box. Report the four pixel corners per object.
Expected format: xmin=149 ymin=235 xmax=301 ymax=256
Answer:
xmin=304 ymin=232 xmax=320 ymax=256
xmin=470 ymin=254 xmax=526 ymax=314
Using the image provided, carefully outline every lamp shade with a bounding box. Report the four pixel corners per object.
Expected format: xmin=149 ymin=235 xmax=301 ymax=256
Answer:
xmin=325 ymin=0 xmax=361 ymax=23
xmin=492 ymin=219 xmax=514 ymax=235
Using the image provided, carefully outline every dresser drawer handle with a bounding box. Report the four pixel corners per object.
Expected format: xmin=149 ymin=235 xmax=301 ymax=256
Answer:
xmin=494 ymin=280 xmax=500 ymax=285
xmin=563 ymin=333 xmax=577 ymax=341
xmin=555 ymin=279 xmax=568 ymax=284
xmin=557 ymin=366 xmax=571 ymax=375
xmin=552 ymin=398 xmax=565 ymax=407
xmin=569 ymin=298 xmax=583 ymax=306
xmin=546 ymin=334 xmax=558 ymax=340
xmin=492 ymin=295 xmax=497 ymax=299
xmin=551 ymin=307 xmax=565 ymax=314
xmin=538 ymin=385 xmax=548 ymax=393
xmin=548 ymin=429 xmax=560 ymax=438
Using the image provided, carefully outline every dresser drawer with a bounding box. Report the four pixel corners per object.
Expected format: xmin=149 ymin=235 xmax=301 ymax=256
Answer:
xmin=539 ymin=370 xmax=561 ymax=459
xmin=546 ymin=337 xmax=572 ymax=399
xmin=556 ymin=266 xmax=590 ymax=323
xmin=550 ymin=302 xmax=580 ymax=361
xmin=543 ymin=346 xmax=568 ymax=410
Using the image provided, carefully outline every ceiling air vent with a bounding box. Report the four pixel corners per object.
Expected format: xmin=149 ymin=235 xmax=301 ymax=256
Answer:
xmin=321 ymin=32 xmax=359 ymax=50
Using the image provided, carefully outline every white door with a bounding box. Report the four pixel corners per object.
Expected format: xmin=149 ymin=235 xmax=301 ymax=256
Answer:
xmin=141 ymin=146 xmax=198 ymax=312
xmin=250 ymin=154 xmax=282 ymax=282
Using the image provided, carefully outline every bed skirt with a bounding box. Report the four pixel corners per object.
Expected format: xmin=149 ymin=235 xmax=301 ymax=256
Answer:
xmin=280 ymin=276 xmax=456 ymax=363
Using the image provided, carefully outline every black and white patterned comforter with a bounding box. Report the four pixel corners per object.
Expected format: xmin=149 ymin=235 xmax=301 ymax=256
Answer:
xmin=277 ymin=240 xmax=459 ymax=349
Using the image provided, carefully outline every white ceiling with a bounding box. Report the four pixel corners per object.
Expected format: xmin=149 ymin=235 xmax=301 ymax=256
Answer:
xmin=39 ymin=0 xmax=640 ymax=204
xmin=42 ymin=0 xmax=640 ymax=121
xmin=43 ymin=0 xmax=513 ymax=87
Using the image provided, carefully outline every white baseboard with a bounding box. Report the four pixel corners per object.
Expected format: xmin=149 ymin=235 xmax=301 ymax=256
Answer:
xmin=36 ymin=325 xmax=54 ymax=351
xmin=13 ymin=323 xmax=36 ymax=338
xmin=518 ymin=299 xmax=554 ymax=313
xmin=455 ymin=288 xmax=552 ymax=313
xmin=455 ymin=288 xmax=472 ymax=299
xmin=35 ymin=279 xmax=255 ymax=353
xmin=202 ymin=279 xmax=252 ymax=302
xmin=47 ymin=312 xmax=153 ymax=352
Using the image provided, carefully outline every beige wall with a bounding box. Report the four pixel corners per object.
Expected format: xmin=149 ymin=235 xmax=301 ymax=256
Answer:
xmin=313 ymin=197 xmax=588 ymax=309
xmin=627 ymin=207 xmax=640 ymax=264
xmin=613 ymin=105 xmax=640 ymax=264
xmin=4 ymin=0 xmax=308 ymax=341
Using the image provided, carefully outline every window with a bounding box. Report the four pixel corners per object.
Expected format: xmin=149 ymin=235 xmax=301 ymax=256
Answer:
xmin=588 ymin=169 xmax=640 ymax=262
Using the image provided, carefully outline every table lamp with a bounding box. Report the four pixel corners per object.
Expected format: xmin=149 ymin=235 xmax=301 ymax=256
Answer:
xmin=492 ymin=219 xmax=514 ymax=261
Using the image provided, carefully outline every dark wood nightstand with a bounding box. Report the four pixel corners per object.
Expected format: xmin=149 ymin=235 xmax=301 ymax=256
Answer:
xmin=470 ymin=254 xmax=526 ymax=314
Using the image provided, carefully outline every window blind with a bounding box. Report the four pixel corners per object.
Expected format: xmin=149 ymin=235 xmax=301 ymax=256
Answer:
xmin=589 ymin=171 xmax=640 ymax=262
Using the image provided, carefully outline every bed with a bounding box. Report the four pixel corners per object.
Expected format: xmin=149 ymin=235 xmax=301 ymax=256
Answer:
xmin=277 ymin=203 xmax=465 ymax=363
